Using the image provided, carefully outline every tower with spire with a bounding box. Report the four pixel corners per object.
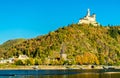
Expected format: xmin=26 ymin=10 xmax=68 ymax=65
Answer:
xmin=78 ymin=9 xmax=99 ymax=26
xmin=87 ymin=9 xmax=90 ymax=17
xmin=60 ymin=43 xmax=67 ymax=60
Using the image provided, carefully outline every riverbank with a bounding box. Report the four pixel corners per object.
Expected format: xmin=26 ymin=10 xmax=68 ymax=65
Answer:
xmin=0 ymin=65 xmax=120 ymax=70
xmin=0 ymin=65 xmax=66 ymax=70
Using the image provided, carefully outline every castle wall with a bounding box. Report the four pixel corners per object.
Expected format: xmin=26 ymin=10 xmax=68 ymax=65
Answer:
xmin=78 ymin=9 xmax=99 ymax=26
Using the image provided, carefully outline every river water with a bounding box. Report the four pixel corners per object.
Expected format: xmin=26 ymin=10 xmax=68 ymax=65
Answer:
xmin=0 ymin=69 xmax=119 ymax=78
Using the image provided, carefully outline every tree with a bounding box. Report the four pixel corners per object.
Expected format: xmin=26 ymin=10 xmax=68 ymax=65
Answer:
xmin=15 ymin=60 xmax=24 ymax=65
xmin=34 ymin=58 xmax=42 ymax=65
xmin=75 ymin=55 xmax=83 ymax=65
xmin=25 ymin=58 xmax=35 ymax=65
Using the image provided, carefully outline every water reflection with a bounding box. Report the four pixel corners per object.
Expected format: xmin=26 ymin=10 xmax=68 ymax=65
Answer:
xmin=0 ymin=70 xmax=120 ymax=78
xmin=68 ymin=73 xmax=120 ymax=78
xmin=21 ymin=73 xmax=120 ymax=78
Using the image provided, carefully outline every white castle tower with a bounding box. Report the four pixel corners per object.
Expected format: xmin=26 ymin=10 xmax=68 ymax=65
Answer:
xmin=87 ymin=9 xmax=90 ymax=16
xmin=78 ymin=9 xmax=99 ymax=26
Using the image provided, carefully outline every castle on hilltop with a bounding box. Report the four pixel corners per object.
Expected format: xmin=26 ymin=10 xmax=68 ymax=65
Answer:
xmin=78 ymin=9 xmax=99 ymax=26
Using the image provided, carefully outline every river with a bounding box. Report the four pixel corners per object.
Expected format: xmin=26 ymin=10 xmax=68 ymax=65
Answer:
xmin=0 ymin=69 xmax=119 ymax=78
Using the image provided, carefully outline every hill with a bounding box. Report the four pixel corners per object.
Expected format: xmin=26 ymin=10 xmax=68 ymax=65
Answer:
xmin=0 ymin=24 xmax=120 ymax=65
xmin=0 ymin=39 xmax=25 ymax=58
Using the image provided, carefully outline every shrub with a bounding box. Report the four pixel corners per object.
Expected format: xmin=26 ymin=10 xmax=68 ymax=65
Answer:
xmin=15 ymin=60 xmax=24 ymax=65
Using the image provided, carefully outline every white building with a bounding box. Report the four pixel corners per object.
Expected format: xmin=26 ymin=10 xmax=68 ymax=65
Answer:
xmin=78 ymin=9 xmax=99 ymax=26
xmin=0 ymin=57 xmax=14 ymax=64
xmin=18 ymin=55 xmax=29 ymax=60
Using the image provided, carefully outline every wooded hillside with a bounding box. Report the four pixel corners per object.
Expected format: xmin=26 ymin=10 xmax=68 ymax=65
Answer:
xmin=0 ymin=24 xmax=120 ymax=65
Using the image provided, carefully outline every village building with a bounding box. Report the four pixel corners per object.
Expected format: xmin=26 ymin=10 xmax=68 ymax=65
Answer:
xmin=18 ymin=55 xmax=29 ymax=60
xmin=78 ymin=9 xmax=99 ymax=26
xmin=0 ymin=57 xmax=15 ymax=64
xmin=0 ymin=55 xmax=29 ymax=64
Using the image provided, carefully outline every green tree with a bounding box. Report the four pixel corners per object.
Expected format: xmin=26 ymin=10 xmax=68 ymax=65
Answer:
xmin=34 ymin=58 xmax=42 ymax=65
xmin=15 ymin=60 xmax=24 ymax=65
xmin=25 ymin=58 xmax=35 ymax=65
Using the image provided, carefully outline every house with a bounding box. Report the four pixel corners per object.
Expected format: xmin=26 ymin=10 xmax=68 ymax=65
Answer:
xmin=18 ymin=55 xmax=29 ymax=60
xmin=8 ymin=58 xmax=15 ymax=63
xmin=0 ymin=57 xmax=15 ymax=64
xmin=0 ymin=59 xmax=8 ymax=63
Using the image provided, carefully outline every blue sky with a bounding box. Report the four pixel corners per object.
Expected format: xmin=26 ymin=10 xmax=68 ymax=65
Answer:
xmin=0 ymin=0 xmax=120 ymax=44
